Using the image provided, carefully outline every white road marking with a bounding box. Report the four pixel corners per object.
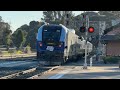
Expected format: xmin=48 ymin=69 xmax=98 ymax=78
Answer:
xmin=48 ymin=69 xmax=72 ymax=79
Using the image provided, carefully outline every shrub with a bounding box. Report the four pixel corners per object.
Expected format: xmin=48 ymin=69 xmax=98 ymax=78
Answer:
xmin=103 ymin=56 xmax=120 ymax=64
xmin=8 ymin=50 xmax=16 ymax=54
xmin=24 ymin=45 xmax=31 ymax=54
xmin=16 ymin=50 xmax=23 ymax=54
xmin=2 ymin=51 xmax=9 ymax=55
xmin=0 ymin=50 xmax=2 ymax=54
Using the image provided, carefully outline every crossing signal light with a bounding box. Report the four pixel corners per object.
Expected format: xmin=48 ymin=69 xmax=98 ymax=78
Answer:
xmin=88 ymin=27 xmax=94 ymax=33
xmin=79 ymin=26 xmax=86 ymax=33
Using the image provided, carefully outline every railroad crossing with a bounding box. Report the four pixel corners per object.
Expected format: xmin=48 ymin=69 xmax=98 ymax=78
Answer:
xmin=38 ymin=61 xmax=120 ymax=79
xmin=0 ymin=11 xmax=120 ymax=79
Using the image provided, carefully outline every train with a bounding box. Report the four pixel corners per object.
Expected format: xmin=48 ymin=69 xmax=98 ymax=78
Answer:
xmin=36 ymin=24 xmax=93 ymax=65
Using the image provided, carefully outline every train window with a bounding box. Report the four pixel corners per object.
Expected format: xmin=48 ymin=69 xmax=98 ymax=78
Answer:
xmin=42 ymin=25 xmax=62 ymax=45
xmin=56 ymin=30 xmax=60 ymax=32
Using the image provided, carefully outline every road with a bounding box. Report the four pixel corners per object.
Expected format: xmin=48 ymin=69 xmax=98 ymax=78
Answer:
xmin=38 ymin=61 xmax=120 ymax=79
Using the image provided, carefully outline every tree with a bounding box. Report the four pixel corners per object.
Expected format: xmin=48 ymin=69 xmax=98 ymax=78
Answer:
xmin=42 ymin=11 xmax=74 ymax=25
xmin=0 ymin=19 xmax=13 ymax=48
xmin=0 ymin=16 xmax=2 ymax=22
xmin=43 ymin=11 xmax=54 ymax=23
xmin=12 ymin=20 xmax=44 ymax=49
xmin=13 ymin=30 xmax=24 ymax=49
xmin=24 ymin=21 xmax=41 ymax=49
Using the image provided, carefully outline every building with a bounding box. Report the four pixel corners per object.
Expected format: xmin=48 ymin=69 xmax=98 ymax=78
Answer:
xmin=101 ymin=23 xmax=120 ymax=56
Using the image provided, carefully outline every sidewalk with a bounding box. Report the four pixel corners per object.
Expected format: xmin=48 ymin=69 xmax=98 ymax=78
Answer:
xmin=67 ymin=66 xmax=120 ymax=79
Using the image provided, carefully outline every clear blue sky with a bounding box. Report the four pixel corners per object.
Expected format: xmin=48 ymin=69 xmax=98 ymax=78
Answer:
xmin=0 ymin=11 xmax=85 ymax=32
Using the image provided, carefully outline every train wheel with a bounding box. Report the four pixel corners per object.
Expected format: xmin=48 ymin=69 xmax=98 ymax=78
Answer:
xmin=77 ymin=55 xmax=82 ymax=61
xmin=72 ymin=56 xmax=76 ymax=62
xmin=61 ymin=60 xmax=64 ymax=65
xmin=37 ymin=52 xmax=39 ymax=59
xmin=61 ymin=57 xmax=66 ymax=65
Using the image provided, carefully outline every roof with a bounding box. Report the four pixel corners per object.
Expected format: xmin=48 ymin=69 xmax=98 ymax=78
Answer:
xmin=104 ymin=22 xmax=120 ymax=34
xmin=101 ymin=35 xmax=120 ymax=41
xmin=100 ymin=35 xmax=120 ymax=44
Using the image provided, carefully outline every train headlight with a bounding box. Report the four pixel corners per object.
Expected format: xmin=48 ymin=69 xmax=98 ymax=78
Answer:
xmin=58 ymin=42 xmax=63 ymax=47
xmin=39 ymin=42 xmax=42 ymax=47
xmin=59 ymin=45 xmax=62 ymax=47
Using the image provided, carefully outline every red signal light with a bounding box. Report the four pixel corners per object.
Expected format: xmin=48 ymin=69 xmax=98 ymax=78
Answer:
xmin=88 ymin=27 xmax=94 ymax=33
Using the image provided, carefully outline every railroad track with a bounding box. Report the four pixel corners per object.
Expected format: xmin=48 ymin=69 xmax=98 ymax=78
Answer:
xmin=0 ymin=56 xmax=37 ymax=61
xmin=0 ymin=65 xmax=60 ymax=79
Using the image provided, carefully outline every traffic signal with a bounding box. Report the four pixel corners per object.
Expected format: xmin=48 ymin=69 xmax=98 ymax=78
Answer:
xmin=88 ymin=27 xmax=94 ymax=33
xmin=79 ymin=26 xmax=86 ymax=33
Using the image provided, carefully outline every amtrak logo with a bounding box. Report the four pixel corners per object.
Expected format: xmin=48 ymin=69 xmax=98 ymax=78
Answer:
xmin=46 ymin=46 xmax=54 ymax=51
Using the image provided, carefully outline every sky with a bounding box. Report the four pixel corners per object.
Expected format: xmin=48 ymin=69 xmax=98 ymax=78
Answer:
xmin=0 ymin=11 xmax=87 ymax=32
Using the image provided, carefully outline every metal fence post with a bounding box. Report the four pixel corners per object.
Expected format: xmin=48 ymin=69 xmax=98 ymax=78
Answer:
xmin=90 ymin=57 xmax=93 ymax=67
xmin=119 ymin=60 xmax=120 ymax=68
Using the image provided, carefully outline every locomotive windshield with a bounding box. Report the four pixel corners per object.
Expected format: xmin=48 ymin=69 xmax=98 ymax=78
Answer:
xmin=42 ymin=25 xmax=62 ymax=46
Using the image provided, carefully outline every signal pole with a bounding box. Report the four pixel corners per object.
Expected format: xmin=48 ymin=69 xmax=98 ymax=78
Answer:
xmin=80 ymin=12 xmax=94 ymax=69
xmin=83 ymin=12 xmax=89 ymax=69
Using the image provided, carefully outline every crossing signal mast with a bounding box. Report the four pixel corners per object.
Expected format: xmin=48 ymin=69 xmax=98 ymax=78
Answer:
xmin=79 ymin=11 xmax=94 ymax=69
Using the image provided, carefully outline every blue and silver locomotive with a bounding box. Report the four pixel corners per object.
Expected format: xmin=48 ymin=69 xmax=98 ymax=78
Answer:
xmin=36 ymin=24 xmax=93 ymax=65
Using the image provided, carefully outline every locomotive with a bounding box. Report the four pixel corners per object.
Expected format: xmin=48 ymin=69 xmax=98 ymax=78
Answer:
xmin=36 ymin=24 xmax=93 ymax=65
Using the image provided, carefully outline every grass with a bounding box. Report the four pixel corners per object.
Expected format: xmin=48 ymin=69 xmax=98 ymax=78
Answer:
xmin=0 ymin=50 xmax=23 ymax=56
xmin=1 ymin=51 xmax=10 ymax=55
xmin=16 ymin=50 xmax=23 ymax=54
